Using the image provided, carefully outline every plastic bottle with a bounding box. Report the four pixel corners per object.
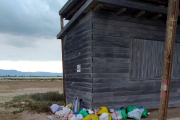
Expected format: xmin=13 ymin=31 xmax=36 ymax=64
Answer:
xmin=94 ymin=109 xmax=98 ymax=115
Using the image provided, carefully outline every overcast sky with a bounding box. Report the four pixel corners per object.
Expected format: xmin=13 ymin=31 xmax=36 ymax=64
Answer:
xmin=0 ymin=0 xmax=68 ymax=73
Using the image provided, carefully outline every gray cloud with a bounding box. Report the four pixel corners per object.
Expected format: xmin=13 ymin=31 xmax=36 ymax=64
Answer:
xmin=0 ymin=0 xmax=68 ymax=61
xmin=0 ymin=0 xmax=67 ymax=38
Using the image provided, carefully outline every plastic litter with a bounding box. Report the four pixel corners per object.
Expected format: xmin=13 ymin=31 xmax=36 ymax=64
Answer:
xmin=109 ymin=109 xmax=115 ymax=113
xmin=111 ymin=112 xmax=117 ymax=120
xmin=83 ymin=114 xmax=99 ymax=120
xmin=50 ymin=104 xmax=63 ymax=113
xmin=120 ymin=109 xmax=127 ymax=119
xmin=128 ymin=107 xmax=144 ymax=120
xmin=87 ymin=109 xmax=94 ymax=114
xmin=98 ymin=107 xmax=111 ymax=120
xmin=55 ymin=107 xmax=71 ymax=117
xmin=94 ymin=109 xmax=98 ymax=115
xmin=70 ymin=114 xmax=83 ymax=120
xmin=79 ymin=110 xmax=88 ymax=118
xmin=66 ymin=103 xmax=73 ymax=109
xmin=21 ymin=102 xmax=29 ymax=105
xmin=99 ymin=113 xmax=109 ymax=120
xmin=127 ymin=105 xmax=149 ymax=118
xmin=73 ymin=98 xmax=81 ymax=113
xmin=48 ymin=116 xmax=53 ymax=120
xmin=116 ymin=111 xmax=122 ymax=120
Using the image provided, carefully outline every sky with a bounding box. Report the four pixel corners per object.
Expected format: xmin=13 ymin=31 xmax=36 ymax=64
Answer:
xmin=0 ymin=0 xmax=68 ymax=73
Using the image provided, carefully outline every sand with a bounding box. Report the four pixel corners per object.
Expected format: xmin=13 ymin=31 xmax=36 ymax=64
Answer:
xmin=0 ymin=80 xmax=180 ymax=120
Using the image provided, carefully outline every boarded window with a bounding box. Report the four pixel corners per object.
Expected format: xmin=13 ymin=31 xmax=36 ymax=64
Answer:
xmin=131 ymin=39 xmax=180 ymax=80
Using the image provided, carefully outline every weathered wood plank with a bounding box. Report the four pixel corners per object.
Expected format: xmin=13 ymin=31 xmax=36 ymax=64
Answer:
xmin=65 ymin=30 xmax=91 ymax=47
xmin=66 ymin=78 xmax=92 ymax=83
xmin=65 ymin=57 xmax=92 ymax=67
xmin=92 ymin=17 xmax=157 ymax=31
xmin=66 ymin=73 xmax=92 ymax=78
xmin=92 ymin=33 xmax=132 ymax=42
xmin=93 ymin=46 xmax=130 ymax=53
xmin=93 ymin=68 xmax=129 ymax=73
xmin=92 ymin=63 xmax=130 ymax=68
xmin=92 ymin=11 xmax=166 ymax=27
xmin=65 ymin=36 xmax=92 ymax=54
xmin=65 ymin=52 xmax=91 ymax=61
xmin=66 ymin=85 xmax=92 ymax=92
xmin=92 ymin=52 xmax=130 ymax=58
xmin=65 ymin=63 xmax=91 ymax=70
xmin=93 ymin=57 xmax=130 ymax=63
xmin=66 ymin=81 xmax=92 ymax=88
xmin=92 ymin=40 xmax=131 ymax=48
xmin=92 ymin=73 xmax=129 ymax=78
xmin=93 ymin=78 xmax=129 ymax=83
xmin=66 ymin=68 xmax=92 ymax=74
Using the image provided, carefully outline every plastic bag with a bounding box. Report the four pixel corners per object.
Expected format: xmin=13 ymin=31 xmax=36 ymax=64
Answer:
xmin=128 ymin=108 xmax=144 ymax=120
xmin=127 ymin=106 xmax=148 ymax=118
xmin=98 ymin=107 xmax=111 ymax=120
xmin=83 ymin=115 xmax=99 ymax=120
xmin=66 ymin=103 xmax=73 ymax=109
xmin=141 ymin=109 xmax=148 ymax=118
xmin=50 ymin=104 xmax=62 ymax=113
xmin=111 ymin=112 xmax=117 ymax=120
xmin=99 ymin=113 xmax=109 ymax=120
xmin=55 ymin=107 xmax=71 ymax=117
xmin=116 ymin=111 xmax=122 ymax=120
xmin=70 ymin=114 xmax=83 ymax=120
xmin=120 ymin=109 xmax=127 ymax=119
xmin=127 ymin=106 xmax=138 ymax=113
xmin=79 ymin=110 xmax=88 ymax=118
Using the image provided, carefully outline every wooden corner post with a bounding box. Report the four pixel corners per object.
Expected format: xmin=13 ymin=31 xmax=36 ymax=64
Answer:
xmin=60 ymin=15 xmax=66 ymax=106
xmin=158 ymin=0 xmax=179 ymax=120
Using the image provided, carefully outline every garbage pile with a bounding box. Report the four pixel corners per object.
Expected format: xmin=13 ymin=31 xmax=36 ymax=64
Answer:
xmin=50 ymin=99 xmax=150 ymax=120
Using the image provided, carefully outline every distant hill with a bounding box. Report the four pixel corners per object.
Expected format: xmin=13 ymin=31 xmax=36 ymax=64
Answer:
xmin=0 ymin=69 xmax=62 ymax=77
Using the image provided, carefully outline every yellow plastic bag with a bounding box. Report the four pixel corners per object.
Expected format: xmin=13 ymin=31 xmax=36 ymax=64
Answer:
xmin=83 ymin=115 xmax=99 ymax=120
xmin=98 ymin=107 xmax=111 ymax=120
xmin=66 ymin=103 xmax=73 ymax=109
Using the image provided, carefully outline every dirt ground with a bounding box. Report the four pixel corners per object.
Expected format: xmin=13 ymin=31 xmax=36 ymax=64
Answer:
xmin=0 ymin=80 xmax=180 ymax=120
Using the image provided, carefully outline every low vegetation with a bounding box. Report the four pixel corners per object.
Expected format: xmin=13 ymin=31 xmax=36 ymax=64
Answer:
xmin=4 ymin=91 xmax=64 ymax=113
xmin=3 ymin=78 xmax=63 ymax=81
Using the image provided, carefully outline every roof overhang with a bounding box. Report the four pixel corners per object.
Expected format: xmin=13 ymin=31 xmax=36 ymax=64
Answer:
xmin=57 ymin=0 xmax=180 ymax=39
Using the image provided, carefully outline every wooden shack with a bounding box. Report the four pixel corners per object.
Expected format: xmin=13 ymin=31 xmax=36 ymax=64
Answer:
xmin=57 ymin=0 xmax=180 ymax=109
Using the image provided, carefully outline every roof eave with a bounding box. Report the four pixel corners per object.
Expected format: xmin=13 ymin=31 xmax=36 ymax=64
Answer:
xmin=57 ymin=0 xmax=180 ymax=39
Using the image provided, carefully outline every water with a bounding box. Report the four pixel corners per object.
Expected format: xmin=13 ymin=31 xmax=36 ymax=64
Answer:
xmin=0 ymin=77 xmax=62 ymax=79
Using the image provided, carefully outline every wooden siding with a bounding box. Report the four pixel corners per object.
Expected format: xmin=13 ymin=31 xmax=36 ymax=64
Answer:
xmin=63 ymin=10 xmax=180 ymax=109
xmin=64 ymin=11 xmax=93 ymax=108
xmin=90 ymin=11 xmax=180 ymax=109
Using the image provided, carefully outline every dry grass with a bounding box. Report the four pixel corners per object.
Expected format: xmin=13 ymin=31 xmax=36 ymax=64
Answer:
xmin=4 ymin=91 xmax=64 ymax=114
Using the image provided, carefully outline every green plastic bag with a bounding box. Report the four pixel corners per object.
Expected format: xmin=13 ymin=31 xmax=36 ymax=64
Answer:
xmin=120 ymin=109 xmax=127 ymax=119
xmin=79 ymin=110 xmax=88 ymax=118
xmin=127 ymin=106 xmax=148 ymax=118
xmin=141 ymin=109 xmax=148 ymax=118
xmin=127 ymin=106 xmax=138 ymax=113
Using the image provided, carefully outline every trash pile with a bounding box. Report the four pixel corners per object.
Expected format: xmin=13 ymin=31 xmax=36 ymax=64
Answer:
xmin=49 ymin=99 xmax=150 ymax=120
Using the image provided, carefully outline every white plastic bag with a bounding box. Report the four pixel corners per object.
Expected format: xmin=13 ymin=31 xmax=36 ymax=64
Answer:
xmin=70 ymin=114 xmax=83 ymax=120
xmin=99 ymin=113 xmax=109 ymax=120
xmin=55 ymin=107 xmax=71 ymax=117
xmin=50 ymin=104 xmax=62 ymax=113
xmin=116 ymin=111 xmax=122 ymax=120
xmin=111 ymin=112 xmax=117 ymax=120
xmin=128 ymin=108 xmax=144 ymax=120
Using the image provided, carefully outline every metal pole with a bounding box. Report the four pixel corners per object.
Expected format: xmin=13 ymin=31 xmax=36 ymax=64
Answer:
xmin=60 ymin=15 xmax=66 ymax=106
xmin=158 ymin=0 xmax=179 ymax=120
